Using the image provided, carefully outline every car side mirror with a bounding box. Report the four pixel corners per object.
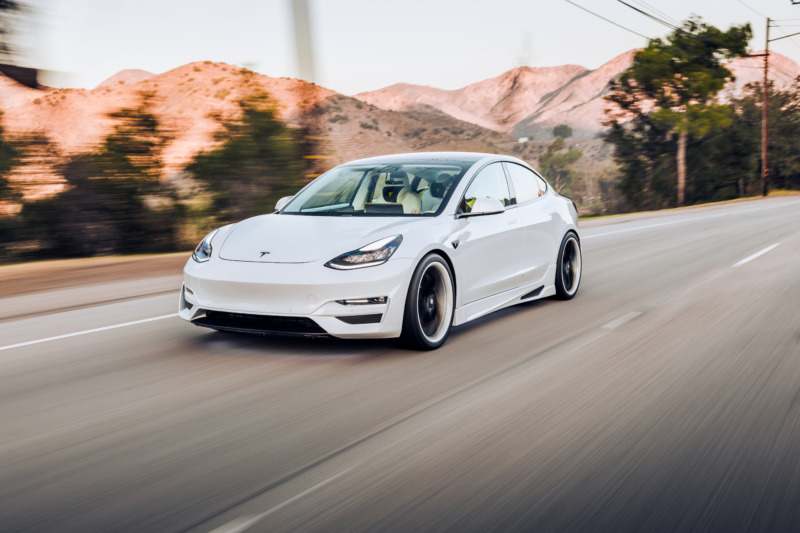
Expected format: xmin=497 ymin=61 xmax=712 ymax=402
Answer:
xmin=459 ymin=197 xmax=505 ymax=217
xmin=275 ymin=196 xmax=293 ymax=211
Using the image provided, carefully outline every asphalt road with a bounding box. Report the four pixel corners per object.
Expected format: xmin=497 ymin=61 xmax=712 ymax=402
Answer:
xmin=1 ymin=197 xmax=799 ymax=532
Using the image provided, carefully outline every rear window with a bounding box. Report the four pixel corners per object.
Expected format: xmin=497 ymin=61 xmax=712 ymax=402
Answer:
xmin=506 ymin=163 xmax=546 ymax=204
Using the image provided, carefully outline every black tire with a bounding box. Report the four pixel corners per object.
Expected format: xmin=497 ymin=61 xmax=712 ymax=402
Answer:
xmin=554 ymin=232 xmax=581 ymax=300
xmin=399 ymin=254 xmax=455 ymax=350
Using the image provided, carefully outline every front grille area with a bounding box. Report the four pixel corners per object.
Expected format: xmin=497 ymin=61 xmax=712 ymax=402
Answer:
xmin=193 ymin=310 xmax=327 ymax=336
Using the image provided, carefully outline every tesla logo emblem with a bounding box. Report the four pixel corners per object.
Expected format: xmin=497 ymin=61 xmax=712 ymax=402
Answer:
xmin=260 ymin=251 xmax=270 ymax=257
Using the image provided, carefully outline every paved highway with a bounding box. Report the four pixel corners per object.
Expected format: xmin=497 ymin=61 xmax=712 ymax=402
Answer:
xmin=1 ymin=197 xmax=799 ymax=532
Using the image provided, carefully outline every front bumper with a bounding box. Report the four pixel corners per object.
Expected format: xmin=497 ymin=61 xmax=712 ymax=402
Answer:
xmin=179 ymin=257 xmax=414 ymax=339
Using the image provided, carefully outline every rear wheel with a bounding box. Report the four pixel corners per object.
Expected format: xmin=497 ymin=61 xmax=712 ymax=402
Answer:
xmin=554 ymin=232 xmax=581 ymax=300
xmin=400 ymin=254 xmax=454 ymax=350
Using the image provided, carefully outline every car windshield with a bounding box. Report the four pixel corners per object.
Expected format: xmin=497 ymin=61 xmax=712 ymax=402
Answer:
xmin=281 ymin=160 xmax=471 ymax=216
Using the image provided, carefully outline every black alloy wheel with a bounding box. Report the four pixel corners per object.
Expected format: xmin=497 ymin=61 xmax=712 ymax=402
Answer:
xmin=400 ymin=254 xmax=454 ymax=350
xmin=554 ymin=232 xmax=581 ymax=300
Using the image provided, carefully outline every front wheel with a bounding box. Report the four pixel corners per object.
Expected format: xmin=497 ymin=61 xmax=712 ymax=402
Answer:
xmin=399 ymin=254 xmax=455 ymax=350
xmin=554 ymin=232 xmax=581 ymax=300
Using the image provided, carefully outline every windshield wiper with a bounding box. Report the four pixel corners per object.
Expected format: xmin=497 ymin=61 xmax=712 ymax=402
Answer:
xmin=302 ymin=211 xmax=353 ymax=216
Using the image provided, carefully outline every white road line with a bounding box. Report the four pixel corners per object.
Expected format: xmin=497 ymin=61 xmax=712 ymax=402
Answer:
xmin=731 ymin=243 xmax=781 ymax=268
xmin=584 ymin=216 xmax=715 ymax=240
xmin=582 ymin=203 xmax=795 ymax=240
xmin=0 ymin=313 xmax=178 ymax=352
xmin=209 ymin=469 xmax=352 ymax=533
xmin=601 ymin=311 xmax=643 ymax=330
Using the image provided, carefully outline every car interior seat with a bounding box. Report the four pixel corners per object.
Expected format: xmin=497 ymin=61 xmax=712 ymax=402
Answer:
xmin=369 ymin=170 xmax=421 ymax=213
xmin=420 ymin=172 xmax=452 ymax=212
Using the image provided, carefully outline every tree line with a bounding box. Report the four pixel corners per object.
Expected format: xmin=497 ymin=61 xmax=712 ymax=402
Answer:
xmin=603 ymin=16 xmax=800 ymax=212
xmin=2 ymin=16 xmax=800 ymax=261
xmin=0 ymin=92 xmax=308 ymax=261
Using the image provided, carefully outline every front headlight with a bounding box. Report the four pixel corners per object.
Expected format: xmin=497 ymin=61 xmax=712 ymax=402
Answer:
xmin=325 ymin=235 xmax=403 ymax=270
xmin=192 ymin=229 xmax=220 ymax=263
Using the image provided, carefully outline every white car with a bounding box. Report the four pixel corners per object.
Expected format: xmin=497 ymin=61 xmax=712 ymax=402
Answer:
xmin=180 ymin=152 xmax=581 ymax=349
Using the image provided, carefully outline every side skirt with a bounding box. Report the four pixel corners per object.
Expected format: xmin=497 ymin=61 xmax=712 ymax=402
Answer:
xmin=452 ymin=281 xmax=556 ymax=326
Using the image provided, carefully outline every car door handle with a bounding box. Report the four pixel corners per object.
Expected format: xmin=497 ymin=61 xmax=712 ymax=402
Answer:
xmin=508 ymin=218 xmax=518 ymax=225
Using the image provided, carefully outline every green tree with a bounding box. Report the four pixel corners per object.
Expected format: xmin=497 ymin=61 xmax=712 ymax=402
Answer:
xmin=603 ymin=114 xmax=675 ymax=210
xmin=609 ymin=17 xmax=751 ymax=206
xmin=684 ymin=85 xmax=760 ymax=202
xmin=187 ymin=92 xmax=305 ymax=222
xmin=758 ymin=83 xmax=800 ymax=191
xmin=0 ymin=110 xmax=22 ymax=253
xmin=0 ymin=111 xmax=20 ymax=202
xmin=552 ymin=124 xmax=573 ymax=139
xmin=538 ymin=137 xmax=582 ymax=198
xmin=22 ymin=93 xmax=180 ymax=257
xmin=682 ymin=82 xmax=800 ymax=204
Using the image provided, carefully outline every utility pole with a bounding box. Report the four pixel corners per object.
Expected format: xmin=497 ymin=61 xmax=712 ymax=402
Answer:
xmin=762 ymin=18 xmax=769 ymax=197
xmin=758 ymin=14 xmax=800 ymax=196
xmin=290 ymin=0 xmax=316 ymax=84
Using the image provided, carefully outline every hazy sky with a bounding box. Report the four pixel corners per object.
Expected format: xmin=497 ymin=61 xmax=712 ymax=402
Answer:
xmin=27 ymin=0 xmax=800 ymax=94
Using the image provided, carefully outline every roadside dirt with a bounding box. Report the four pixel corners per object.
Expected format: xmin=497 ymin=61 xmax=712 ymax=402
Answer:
xmin=0 ymin=252 xmax=189 ymax=299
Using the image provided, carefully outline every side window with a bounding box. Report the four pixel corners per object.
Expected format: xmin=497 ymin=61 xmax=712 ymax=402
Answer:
xmin=535 ymin=174 xmax=548 ymax=195
xmin=506 ymin=163 xmax=545 ymax=204
xmin=461 ymin=163 xmax=511 ymax=213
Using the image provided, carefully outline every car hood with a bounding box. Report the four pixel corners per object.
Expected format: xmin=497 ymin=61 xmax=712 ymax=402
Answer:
xmin=218 ymin=214 xmax=428 ymax=263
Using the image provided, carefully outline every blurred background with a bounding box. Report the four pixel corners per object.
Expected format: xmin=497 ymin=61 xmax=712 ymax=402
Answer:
xmin=0 ymin=0 xmax=799 ymax=262
xmin=2 ymin=3 xmax=800 ymax=532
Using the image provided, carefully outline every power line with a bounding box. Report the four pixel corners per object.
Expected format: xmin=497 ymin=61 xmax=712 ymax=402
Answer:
xmin=726 ymin=61 xmax=795 ymax=80
xmin=749 ymin=59 xmax=796 ymax=79
xmin=563 ymin=0 xmax=652 ymax=40
xmin=771 ymin=22 xmax=800 ymax=53
xmin=769 ymin=30 xmax=800 ymax=42
xmin=766 ymin=59 xmax=799 ymax=80
xmin=770 ymin=22 xmax=800 ymax=45
xmin=632 ymin=0 xmax=680 ymax=27
xmin=735 ymin=2 xmax=800 ymax=51
xmin=616 ymin=0 xmax=727 ymax=53
xmin=736 ymin=0 xmax=767 ymax=19
xmin=616 ymin=0 xmax=679 ymax=31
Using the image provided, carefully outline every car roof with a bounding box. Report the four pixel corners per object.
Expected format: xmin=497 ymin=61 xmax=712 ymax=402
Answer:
xmin=344 ymin=152 xmax=490 ymax=166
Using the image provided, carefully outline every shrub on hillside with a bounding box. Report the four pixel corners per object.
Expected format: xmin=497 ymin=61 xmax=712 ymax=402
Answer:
xmin=187 ymin=92 xmax=305 ymax=223
xmin=21 ymin=93 xmax=181 ymax=257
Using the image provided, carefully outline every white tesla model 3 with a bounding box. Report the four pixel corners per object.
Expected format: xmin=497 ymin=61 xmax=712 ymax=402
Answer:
xmin=180 ymin=152 xmax=581 ymax=349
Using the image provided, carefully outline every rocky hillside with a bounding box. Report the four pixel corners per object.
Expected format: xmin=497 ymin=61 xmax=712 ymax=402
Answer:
xmin=0 ymin=62 xmax=515 ymax=200
xmin=2 ymin=50 xmax=798 ymax=202
xmin=95 ymin=69 xmax=155 ymax=88
xmin=356 ymin=50 xmax=800 ymax=140
xmin=354 ymin=64 xmax=589 ymax=133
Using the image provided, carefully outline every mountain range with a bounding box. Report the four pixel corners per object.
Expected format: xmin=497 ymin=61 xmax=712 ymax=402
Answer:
xmin=1 ymin=50 xmax=798 ymax=201
xmin=356 ymin=50 xmax=800 ymax=140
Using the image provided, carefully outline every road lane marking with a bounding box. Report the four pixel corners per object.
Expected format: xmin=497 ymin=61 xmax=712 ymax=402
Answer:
xmin=0 ymin=313 xmax=178 ymax=352
xmin=601 ymin=311 xmax=643 ymax=330
xmin=731 ymin=243 xmax=781 ymax=268
xmin=582 ymin=202 xmax=799 ymax=240
xmin=0 ymin=288 xmax=179 ymax=323
xmin=584 ymin=216 xmax=719 ymax=240
xmin=209 ymin=469 xmax=352 ymax=533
